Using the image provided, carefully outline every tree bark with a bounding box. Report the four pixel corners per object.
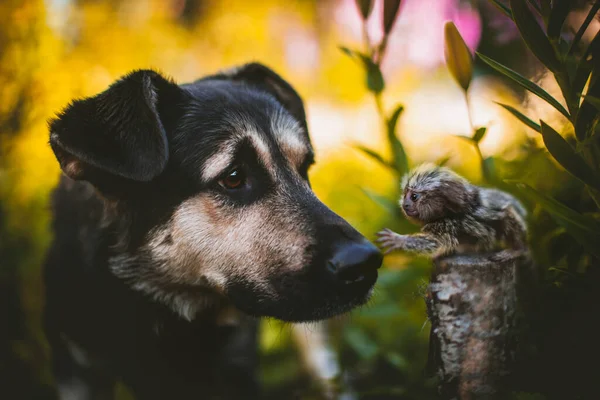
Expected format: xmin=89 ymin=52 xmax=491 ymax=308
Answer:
xmin=426 ymin=250 xmax=532 ymax=400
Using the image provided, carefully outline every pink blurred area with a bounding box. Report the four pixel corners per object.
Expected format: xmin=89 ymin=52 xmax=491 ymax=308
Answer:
xmin=334 ymin=0 xmax=482 ymax=74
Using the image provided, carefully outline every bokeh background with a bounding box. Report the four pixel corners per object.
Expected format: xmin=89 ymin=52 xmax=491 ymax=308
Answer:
xmin=1 ymin=0 xmax=599 ymax=399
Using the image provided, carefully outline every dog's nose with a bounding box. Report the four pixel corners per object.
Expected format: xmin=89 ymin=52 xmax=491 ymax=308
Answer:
xmin=327 ymin=241 xmax=383 ymax=285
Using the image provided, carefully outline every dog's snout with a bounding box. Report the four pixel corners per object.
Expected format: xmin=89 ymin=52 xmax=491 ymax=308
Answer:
xmin=328 ymin=241 xmax=382 ymax=285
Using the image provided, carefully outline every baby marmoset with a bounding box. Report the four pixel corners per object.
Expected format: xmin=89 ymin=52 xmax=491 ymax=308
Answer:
xmin=377 ymin=163 xmax=527 ymax=257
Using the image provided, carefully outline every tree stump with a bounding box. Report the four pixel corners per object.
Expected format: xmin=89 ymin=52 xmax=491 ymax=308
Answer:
xmin=426 ymin=250 xmax=532 ymax=400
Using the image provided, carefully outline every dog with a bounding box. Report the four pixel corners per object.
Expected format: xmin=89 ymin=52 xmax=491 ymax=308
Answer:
xmin=43 ymin=63 xmax=382 ymax=399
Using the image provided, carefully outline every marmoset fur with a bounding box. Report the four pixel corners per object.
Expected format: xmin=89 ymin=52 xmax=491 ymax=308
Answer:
xmin=377 ymin=163 xmax=527 ymax=258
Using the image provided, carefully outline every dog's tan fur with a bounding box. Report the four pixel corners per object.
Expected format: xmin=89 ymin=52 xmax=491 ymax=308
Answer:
xmin=110 ymin=120 xmax=316 ymax=320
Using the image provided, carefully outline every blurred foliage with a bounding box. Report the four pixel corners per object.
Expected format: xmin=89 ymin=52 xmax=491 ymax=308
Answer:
xmin=1 ymin=0 xmax=600 ymax=399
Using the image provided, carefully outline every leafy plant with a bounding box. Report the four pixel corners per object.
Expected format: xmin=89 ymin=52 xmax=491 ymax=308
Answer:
xmin=444 ymin=21 xmax=492 ymax=182
xmin=479 ymin=0 xmax=600 ymax=261
xmin=341 ymin=0 xmax=408 ymax=184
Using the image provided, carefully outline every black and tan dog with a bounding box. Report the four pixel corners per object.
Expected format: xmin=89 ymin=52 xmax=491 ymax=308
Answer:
xmin=43 ymin=63 xmax=382 ymax=399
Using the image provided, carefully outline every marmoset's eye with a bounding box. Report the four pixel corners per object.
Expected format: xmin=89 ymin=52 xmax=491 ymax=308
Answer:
xmin=410 ymin=192 xmax=420 ymax=202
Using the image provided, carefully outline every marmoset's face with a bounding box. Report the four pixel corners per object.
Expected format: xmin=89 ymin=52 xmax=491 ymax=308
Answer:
xmin=401 ymin=189 xmax=421 ymax=219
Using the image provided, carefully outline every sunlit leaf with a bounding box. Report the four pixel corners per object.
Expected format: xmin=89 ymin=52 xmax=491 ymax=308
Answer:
xmin=547 ymin=0 xmax=570 ymax=42
xmin=477 ymin=53 xmax=570 ymax=118
xmin=361 ymin=188 xmax=398 ymax=215
xmin=352 ymin=143 xmax=395 ymax=170
xmin=508 ymin=181 xmax=600 ymax=258
xmin=495 ymin=102 xmax=541 ymax=132
xmin=355 ymin=0 xmax=374 ymax=20
xmin=383 ymin=0 xmax=402 ymax=34
xmin=568 ymin=0 xmax=600 ymax=55
xmin=344 ymin=326 xmax=379 ymax=360
xmin=444 ymin=21 xmax=473 ymax=92
xmin=387 ymin=104 xmax=409 ymax=174
xmin=540 ymin=121 xmax=600 ymax=191
xmin=339 ymin=46 xmax=385 ymax=93
xmin=488 ymin=0 xmax=512 ymax=19
xmin=510 ymin=0 xmax=561 ymax=72
xmin=472 ymin=127 xmax=487 ymax=143
xmin=575 ymin=77 xmax=600 ymax=140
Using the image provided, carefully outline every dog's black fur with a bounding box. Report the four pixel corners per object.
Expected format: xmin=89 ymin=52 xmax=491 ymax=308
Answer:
xmin=44 ymin=64 xmax=382 ymax=399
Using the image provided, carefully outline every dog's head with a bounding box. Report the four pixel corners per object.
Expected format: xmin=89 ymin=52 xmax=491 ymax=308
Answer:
xmin=49 ymin=64 xmax=382 ymax=322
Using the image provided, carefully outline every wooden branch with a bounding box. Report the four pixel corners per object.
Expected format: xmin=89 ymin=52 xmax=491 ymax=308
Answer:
xmin=426 ymin=250 xmax=532 ymax=399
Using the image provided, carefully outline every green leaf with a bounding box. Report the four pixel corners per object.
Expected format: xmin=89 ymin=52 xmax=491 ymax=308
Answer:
xmin=387 ymin=104 xmax=409 ymax=174
xmin=510 ymin=0 xmax=561 ymax=72
xmin=576 ymin=78 xmax=600 ymax=140
xmin=444 ymin=21 xmax=473 ymax=92
xmin=540 ymin=121 xmax=600 ymax=191
xmin=538 ymin=0 xmax=551 ymax=19
xmin=361 ymin=188 xmax=398 ymax=215
xmin=495 ymin=102 xmax=541 ymax=132
xmin=477 ymin=52 xmax=570 ymax=118
xmin=483 ymin=156 xmax=496 ymax=182
xmin=568 ymin=0 xmax=600 ymax=55
xmin=572 ymin=58 xmax=592 ymax=98
xmin=547 ymin=0 xmax=571 ymax=42
xmin=364 ymin=58 xmax=385 ymax=93
xmin=472 ymin=127 xmax=487 ymax=143
xmin=587 ymin=186 xmax=600 ymax=209
xmin=383 ymin=0 xmax=402 ymax=34
xmin=344 ymin=326 xmax=379 ymax=360
xmin=352 ymin=143 xmax=395 ymax=170
xmin=582 ymin=95 xmax=600 ymax=112
xmin=355 ymin=0 xmax=374 ymax=20
xmin=508 ymin=181 xmax=600 ymax=258
xmin=339 ymin=46 xmax=385 ymax=93
xmin=488 ymin=0 xmax=512 ymax=19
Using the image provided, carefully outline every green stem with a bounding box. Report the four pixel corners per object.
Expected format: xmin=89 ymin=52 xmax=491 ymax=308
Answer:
xmin=362 ymin=23 xmax=374 ymax=59
xmin=464 ymin=92 xmax=490 ymax=182
xmin=375 ymin=36 xmax=388 ymax=66
xmin=464 ymin=92 xmax=475 ymax=133
xmin=374 ymin=93 xmax=385 ymax=120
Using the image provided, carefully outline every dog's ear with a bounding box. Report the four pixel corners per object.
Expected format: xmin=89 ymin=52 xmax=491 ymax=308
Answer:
xmin=49 ymin=70 xmax=185 ymax=183
xmin=211 ymin=63 xmax=308 ymax=131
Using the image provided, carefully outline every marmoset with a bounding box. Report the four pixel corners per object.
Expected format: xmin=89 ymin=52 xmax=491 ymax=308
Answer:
xmin=377 ymin=164 xmax=527 ymax=257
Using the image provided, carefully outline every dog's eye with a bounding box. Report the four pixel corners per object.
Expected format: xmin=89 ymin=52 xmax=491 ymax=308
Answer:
xmin=219 ymin=168 xmax=245 ymax=190
xmin=410 ymin=192 xmax=420 ymax=202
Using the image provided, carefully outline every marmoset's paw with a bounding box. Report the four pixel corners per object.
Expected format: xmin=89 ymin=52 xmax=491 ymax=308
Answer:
xmin=376 ymin=229 xmax=404 ymax=254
